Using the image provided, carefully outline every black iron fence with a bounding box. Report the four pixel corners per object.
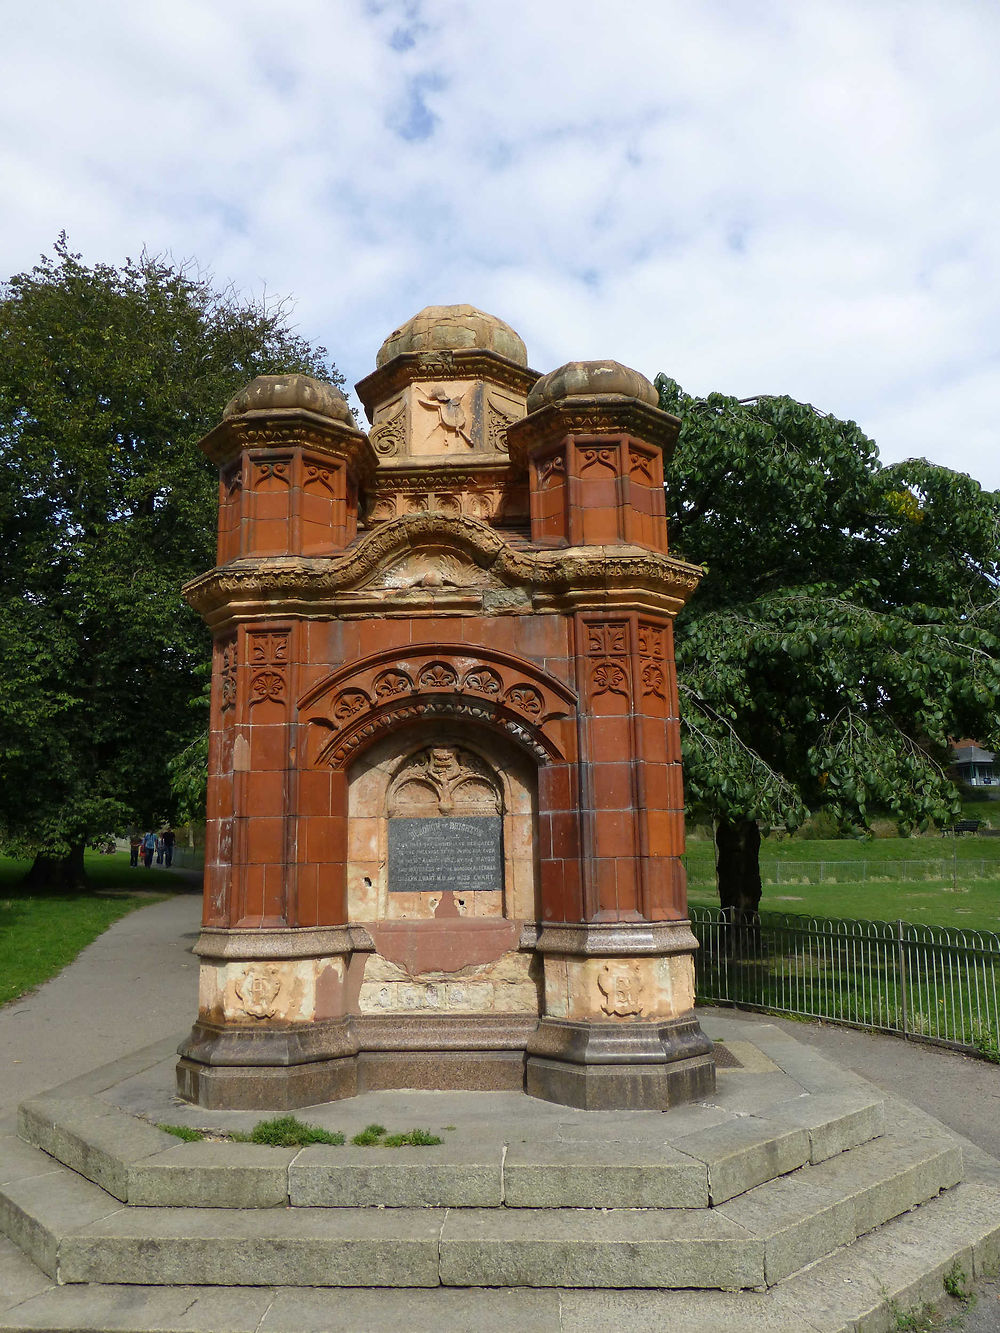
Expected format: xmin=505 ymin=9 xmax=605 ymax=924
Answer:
xmin=690 ymin=905 xmax=1000 ymax=1059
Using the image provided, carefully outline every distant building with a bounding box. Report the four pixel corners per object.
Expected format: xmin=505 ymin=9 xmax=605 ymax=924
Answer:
xmin=952 ymin=739 xmax=996 ymax=788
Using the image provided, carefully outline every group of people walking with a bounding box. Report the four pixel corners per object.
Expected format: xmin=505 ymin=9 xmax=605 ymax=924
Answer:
xmin=128 ymin=828 xmax=175 ymax=869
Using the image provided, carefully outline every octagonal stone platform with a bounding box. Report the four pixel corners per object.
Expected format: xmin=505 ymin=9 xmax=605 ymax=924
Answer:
xmin=2 ymin=1016 xmax=1000 ymax=1332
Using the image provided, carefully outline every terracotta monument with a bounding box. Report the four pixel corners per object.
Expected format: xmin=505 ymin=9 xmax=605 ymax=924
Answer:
xmin=176 ymin=305 xmax=715 ymax=1111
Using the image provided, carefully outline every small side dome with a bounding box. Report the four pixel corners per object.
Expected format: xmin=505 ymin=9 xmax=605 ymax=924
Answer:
xmin=223 ymin=373 xmax=354 ymax=425
xmin=527 ymin=360 xmax=658 ymax=413
xmin=376 ymin=304 xmax=528 ymax=369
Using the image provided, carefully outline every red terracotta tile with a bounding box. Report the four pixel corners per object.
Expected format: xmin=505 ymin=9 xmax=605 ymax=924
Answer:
xmin=538 ymin=762 xmax=573 ymax=813
xmin=614 ymin=855 xmax=638 ymax=911
xmin=637 ymin=762 xmax=670 ymax=810
xmin=407 ymin=618 xmax=463 ymax=645
xmin=592 ymin=762 xmax=634 ymax=811
xmin=536 ymin=813 xmax=552 ymax=861
xmin=294 ymin=863 xmax=319 ymax=925
xmin=539 ymin=857 xmax=565 ymax=921
xmin=244 ymin=769 xmax=286 ymax=817
xmin=245 ymin=816 xmax=286 ymax=866
xmin=550 ymin=810 xmax=579 ymax=859
xmin=664 ymin=723 xmax=682 ymax=764
xmin=308 ymin=815 xmax=349 ymax=865
xmin=252 ymin=491 xmax=291 ymax=522
xmin=546 ymin=716 xmax=578 ymax=764
xmin=594 ymin=857 xmax=621 ymax=913
xmin=297 ymin=769 xmax=332 ymax=818
xmin=561 ymin=856 xmax=583 ymax=918
xmin=249 ymin=518 xmax=290 ymax=555
xmin=263 ymin=864 xmax=288 ymax=919
xmin=633 ymin=715 xmax=669 ymax=758
xmin=595 ymin=809 xmax=638 ymax=859
xmin=667 ymin=764 xmax=685 ymax=810
xmin=250 ymin=725 xmax=291 ymax=771
xmin=643 ymin=856 xmax=687 ymax=917
xmin=645 ymin=809 xmax=674 ymax=858
xmin=314 ymin=870 xmax=348 ymax=925
xmin=236 ymin=865 xmax=266 ymax=922
xmin=301 ymin=522 xmax=336 ymax=557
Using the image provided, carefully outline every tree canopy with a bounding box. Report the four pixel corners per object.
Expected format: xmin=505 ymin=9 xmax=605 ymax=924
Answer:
xmin=655 ymin=376 xmax=1000 ymax=917
xmin=0 ymin=236 xmax=340 ymax=883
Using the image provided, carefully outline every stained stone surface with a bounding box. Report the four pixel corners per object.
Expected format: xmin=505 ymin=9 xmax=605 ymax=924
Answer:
xmin=222 ymin=373 xmax=355 ymax=424
xmin=376 ymin=304 xmax=528 ymax=368
xmin=526 ymin=358 xmax=659 ymax=409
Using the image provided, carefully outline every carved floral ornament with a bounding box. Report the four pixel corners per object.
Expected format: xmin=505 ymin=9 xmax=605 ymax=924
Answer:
xmin=629 ymin=448 xmax=654 ymax=480
xmin=365 ymin=485 xmax=508 ymax=525
xmin=370 ymin=398 xmax=406 ymax=456
xmin=301 ymin=648 xmax=575 ymax=769
xmin=219 ymin=640 xmax=237 ymax=710
xmin=248 ymin=630 xmax=290 ymax=707
xmin=303 ymin=463 xmax=338 ymax=495
xmin=253 ymin=460 xmax=290 ymax=488
xmin=535 ymin=454 xmax=565 ymax=487
xmin=582 ymin=617 xmax=673 ymax=702
xmin=591 ymin=662 xmax=629 ymax=698
xmin=579 ymin=446 xmax=618 ymax=474
xmin=486 ymin=393 xmax=521 ymax=452
xmin=389 ymin=744 xmax=502 ymax=817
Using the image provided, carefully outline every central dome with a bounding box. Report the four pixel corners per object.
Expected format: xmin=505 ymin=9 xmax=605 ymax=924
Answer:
xmin=376 ymin=304 xmax=528 ymax=369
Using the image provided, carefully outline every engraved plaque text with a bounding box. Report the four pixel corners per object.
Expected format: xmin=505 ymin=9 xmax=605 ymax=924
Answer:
xmin=388 ymin=816 xmax=503 ymax=894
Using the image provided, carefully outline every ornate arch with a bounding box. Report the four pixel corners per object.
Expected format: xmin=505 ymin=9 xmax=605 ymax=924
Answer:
xmin=299 ymin=644 xmax=576 ymax=769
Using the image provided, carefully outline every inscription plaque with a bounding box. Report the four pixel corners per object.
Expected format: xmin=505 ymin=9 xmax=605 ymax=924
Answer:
xmin=388 ymin=816 xmax=503 ymax=894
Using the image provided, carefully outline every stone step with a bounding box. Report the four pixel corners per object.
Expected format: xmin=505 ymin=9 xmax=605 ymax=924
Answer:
xmin=0 ymin=1108 xmax=963 ymax=1290
xmin=15 ymin=1082 xmax=885 ymax=1211
xmin=2 ymin=1182 xmax=1000 ymax=1331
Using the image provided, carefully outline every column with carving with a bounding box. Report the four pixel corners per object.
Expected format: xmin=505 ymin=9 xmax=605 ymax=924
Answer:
xmin=177 ymin=375 xmax=374 ymax=1109
xmin=509 ymin=360 xmax=716 ymax=1110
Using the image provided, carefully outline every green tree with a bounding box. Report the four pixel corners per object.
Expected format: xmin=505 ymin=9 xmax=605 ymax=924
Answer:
xmin=655 ymin=376 xmax=1000 ymax=921
xmin=0 ymin=235 xmax=340 ymax=886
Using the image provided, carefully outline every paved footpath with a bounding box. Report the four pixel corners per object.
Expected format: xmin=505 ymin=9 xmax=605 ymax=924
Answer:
xmin=2 ymin=893 xmax=1000 ymax=1328
xmin=0 ymin=888 xmax=202 ymax=1114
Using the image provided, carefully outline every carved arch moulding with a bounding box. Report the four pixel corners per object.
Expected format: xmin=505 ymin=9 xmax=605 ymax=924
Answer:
xmin=299 ymin=645 xmax=577 ymax=770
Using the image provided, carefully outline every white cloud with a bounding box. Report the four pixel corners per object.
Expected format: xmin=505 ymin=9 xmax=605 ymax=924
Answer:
xmin=0 ymin=0 xmax=997 ymax=487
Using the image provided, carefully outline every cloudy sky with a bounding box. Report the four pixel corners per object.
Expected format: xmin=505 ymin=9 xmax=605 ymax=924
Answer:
xmin=2 ymin=0 xmax=998 ymax=488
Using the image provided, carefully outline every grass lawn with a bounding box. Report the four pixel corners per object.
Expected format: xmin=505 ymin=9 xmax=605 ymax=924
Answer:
xmin=684 ymin=833 xmax=1000 ymax=933
xmin=0 ymin=851 xmax=196 ymax=1007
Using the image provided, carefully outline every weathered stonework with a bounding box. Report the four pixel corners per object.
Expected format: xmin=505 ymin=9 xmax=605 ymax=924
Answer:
xmin=176 ymin=305 xmax=715 ymax=1110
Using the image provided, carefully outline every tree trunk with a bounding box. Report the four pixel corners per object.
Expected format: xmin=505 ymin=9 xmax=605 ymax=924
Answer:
xmin=23 ymin=842 xmax=89 ymax=890
xmin=715 ymin=817 xmax=762 ymax=953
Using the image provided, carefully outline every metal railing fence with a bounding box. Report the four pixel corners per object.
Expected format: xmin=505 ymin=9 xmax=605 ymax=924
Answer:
xmin=690 ymin=905 xmax=1000 ymax=1057
xmin=684 ymin=858 xmax=995 ymax=885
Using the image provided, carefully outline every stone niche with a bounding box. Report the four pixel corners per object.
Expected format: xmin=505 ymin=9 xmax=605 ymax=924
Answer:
xmin=347 ymin=730 xmax=538 ymax=923
xmin=346 ymin=728 xmax=542 ymax=1028
xmin=176 ymin=304 xmax=716 ymax=1112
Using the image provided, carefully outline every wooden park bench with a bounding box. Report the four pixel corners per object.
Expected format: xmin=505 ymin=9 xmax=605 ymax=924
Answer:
xmin=941 ymin=819 xmax=983 ymax=835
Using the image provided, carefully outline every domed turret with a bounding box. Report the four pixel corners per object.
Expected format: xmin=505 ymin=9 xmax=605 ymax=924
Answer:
xmin=223 ymin=373 xmax=355 ymax=426
xmin=526 ymin=360 xmax=657 ymax=413
xmin=376 ymin=305 xmax=528 ymax=369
